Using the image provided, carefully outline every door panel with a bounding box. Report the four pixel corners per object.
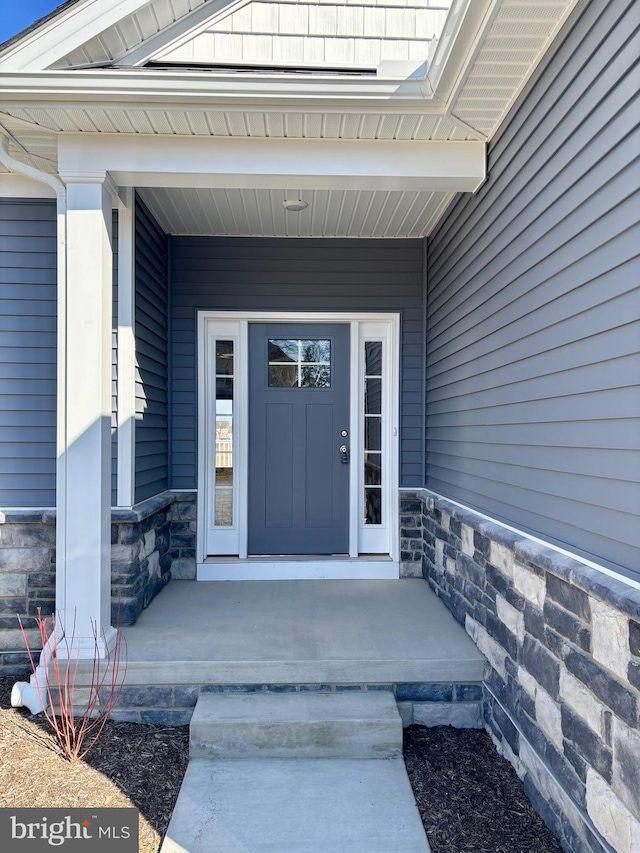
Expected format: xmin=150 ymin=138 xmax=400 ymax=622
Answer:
xmin=248 ymin=323 xmax=350 ymax=555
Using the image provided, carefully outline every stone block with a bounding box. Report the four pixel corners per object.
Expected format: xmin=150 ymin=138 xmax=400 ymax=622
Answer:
xmin=543 ymin=600 xmax=590 ymax=651
xmin=534 ymin=686 xmax=563 ymax=751
xmin=467 ymin=616 xmax=507 ymax=680
xmin=519 ymin=738 xmax=592 ymax=852
xmin=586 ymin=768 xmax=640 ymax=853
xmin=0 ymin=524 xmax=55 ymax=548
xmin=110 ymin=686 xmax=173 ymax=707
xmin=171 ymin=558 xmax=196 ymax=580
xmin=142 ymin=528 xmax=156 ymax=559
xmin=629 ymin=620 xmax=640 ymax=657
xmin=486 ymin=563 xmax=508 ymax=596
xmin=461 ymin=524 xmax=474 ymax=557
xmin=517 ymin=666 xmax=538 ymax=698
xmin=456 ymin=553 xmax=485 ymax=588
xmin=488 ymin=541 xmax=514 ymax=580
xmin=561 ymin=705 xmax=612 ymax=780
xmin=513 ymin=562 xmax=546 ymax=609
xmin=140 ymin=709 xmax=193 ymax=725
xmin=110 ymin=543 xmax=140 ymax=563
xmin=454 ymin=683 xmax=482 ymax=702
xmin=0 ymin=548 xmax=51 ymax=573
xmin=546 ymin=574 xmax=590 ymax=621
xmin=490 ymin=698 xmax=520 ymax=754
xmin=202 ymin=684 xmax=263 ymax=693
xmin=399 ymin=561 xmax=422 ymax=578
xmin=590 ymin=596 xmax=632 ymax=681
xmin=485 ymin=611 xmax=518 ymax=659
xmin=0 ymin=572 xmax=27 ymax=596
xmin=496 ymin=593 xmax=524 ymax=643
xmin=171 ymin=500 xmax=197 ymax=521
xmin=147 ymin=550 xmax=160 ymax=578
xmin=522 ymin=636 xmax=559 ymax=699
xmin=395 ymin=683 xmax=452 ymax=702
xmin=629 ymin=661 xmax=640 ymax=693
xmin=559 ymin=669 xmax=604 ymax=738
xmin=397 ymin=702 xmax=413 ymax=727
xmin=612 ymin=718 xmax=640 ymax=819
xmin=413 ymin=700 xmax=482 ymax=729
xmin=564 ymin=648 xmax=637 ymax=728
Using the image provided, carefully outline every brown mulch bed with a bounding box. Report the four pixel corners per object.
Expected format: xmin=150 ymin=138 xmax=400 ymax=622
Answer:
xmin=0 ymin=676 xmax=189 ymax=853
xmin=404 ymin=724 xmax=564 ymax=853
xmin=1 ymin=674 xmax=563 ymax=852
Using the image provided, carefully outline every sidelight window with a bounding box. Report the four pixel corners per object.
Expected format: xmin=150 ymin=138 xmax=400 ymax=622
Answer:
xmin=364 ymin=340 xmax=383 ymax=525
xmin=214 ymin=340 xmax=234 ymax=526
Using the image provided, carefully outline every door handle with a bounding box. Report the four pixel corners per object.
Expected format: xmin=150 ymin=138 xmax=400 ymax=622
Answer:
xmin=339 ymin=445 xmax=349 ymax=464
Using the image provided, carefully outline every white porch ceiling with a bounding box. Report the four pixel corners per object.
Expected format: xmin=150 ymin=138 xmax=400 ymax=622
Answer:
xmin=137 ymin=185 xmax=455 ymax=237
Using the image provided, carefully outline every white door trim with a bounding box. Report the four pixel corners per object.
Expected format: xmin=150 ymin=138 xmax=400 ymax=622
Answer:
xmin=197 ymin=311 xmax=400 ymax=580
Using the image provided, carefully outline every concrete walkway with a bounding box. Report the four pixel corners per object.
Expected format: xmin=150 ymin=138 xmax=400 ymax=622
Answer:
xmin=161 ymin=691 xmax=430 ymax=852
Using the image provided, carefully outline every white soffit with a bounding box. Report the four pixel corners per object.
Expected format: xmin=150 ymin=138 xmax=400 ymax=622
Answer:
xmin=137 ymin=186 xmax=456 ymax=237
xmin=0 ymin=106 xmax=477 ymax=141
xmin=446 ymin=0 xmax=581 ymax=138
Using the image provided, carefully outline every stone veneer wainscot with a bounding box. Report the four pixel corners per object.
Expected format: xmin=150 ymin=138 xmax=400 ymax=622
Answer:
xmin=403 ymin=488 xmax=640 ymax=853
xmin=0 ymin=491 xmax=197 ymax=673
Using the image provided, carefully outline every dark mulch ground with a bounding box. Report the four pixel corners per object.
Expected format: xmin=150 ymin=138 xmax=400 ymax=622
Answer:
xmin=1 ymin=674 xmax=563 ymax=852
xmin=0 ymin=676 xmax=189 ymax=852
xmin=404 ymin=724 xmax=564 ymax=853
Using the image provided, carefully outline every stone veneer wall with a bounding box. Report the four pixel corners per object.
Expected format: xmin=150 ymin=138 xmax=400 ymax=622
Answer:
xmin=404 ymin=488 xmax=640 ymax=853
xmin=0 ymin=491 xmax=197 ymax=674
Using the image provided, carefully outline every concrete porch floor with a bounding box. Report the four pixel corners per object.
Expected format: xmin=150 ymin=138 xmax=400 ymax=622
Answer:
xmin=118 ymin=579 xmax=485 ymax=686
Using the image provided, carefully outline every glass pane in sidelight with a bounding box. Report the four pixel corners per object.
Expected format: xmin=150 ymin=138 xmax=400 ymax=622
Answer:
xmin=365 ymin=341 xmax=382 ymax=376
xmin=364 ymin=453 xmax=382 ymax=486
xmin=364 ymin=416 xmax=381 ymax=451
xmin=216 ymin=340 xmax=234 ymax=375
xmin=214 ymin=488 xmax=233 ymax=526
xmin=216 ymin=377 xmax=233 ymax=400
xmin=365 ymin=378 xmax=382 ymax=414
xmin=269 ymin=339 xmax=299 ymax=362
xmin=301 ymin=365 xmax=331 ymax=388
xmin=364 ymin=488 xmax=382 ymax=525
xmin=269 ymin=364 xmax=299 ymax=387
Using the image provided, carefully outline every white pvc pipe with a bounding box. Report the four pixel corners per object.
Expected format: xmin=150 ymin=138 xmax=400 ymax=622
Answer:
xmin=0 ymin=132 xmax=67 ymax=713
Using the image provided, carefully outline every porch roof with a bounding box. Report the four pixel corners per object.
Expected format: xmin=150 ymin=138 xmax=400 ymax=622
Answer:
xmin=0 ymin=0 xmax=583 ymax=236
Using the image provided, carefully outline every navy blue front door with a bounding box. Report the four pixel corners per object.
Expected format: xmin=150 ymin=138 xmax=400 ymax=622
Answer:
xmin=248 ymin=323 xmax=350 ymax=555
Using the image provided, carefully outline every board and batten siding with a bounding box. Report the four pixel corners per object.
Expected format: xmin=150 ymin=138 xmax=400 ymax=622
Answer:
xmin=426 ymin=0 xmax=640 ymax=577
xmin=170 ymin=236 xmax=425 ymax=490
xmin=134 ymin=194 xmax=169 ymax=503
xmin=0 ymin=198 xmax=57 ymax=507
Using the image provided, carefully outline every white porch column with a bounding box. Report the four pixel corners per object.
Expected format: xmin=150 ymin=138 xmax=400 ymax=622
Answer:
xmin=57 ymin=174 xmax=117 ymax=657
xmin=116 ymin=187 xmax=136 ymax=508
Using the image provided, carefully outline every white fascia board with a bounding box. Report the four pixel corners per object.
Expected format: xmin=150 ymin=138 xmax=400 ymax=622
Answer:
xmin=0 ymin=69 xmax=433 ymax=108
xmin=117 ymin=0 xmax=248 ymax=67
xmin=0 ymin=0 xmax=160 ymax=72
xmin=425 ymin=0 xmax=496 ymax=103
xmin=0 ymin=172 xmax=56 ymax=198
xmin=58 ymin=134 xmax=486 ymax=193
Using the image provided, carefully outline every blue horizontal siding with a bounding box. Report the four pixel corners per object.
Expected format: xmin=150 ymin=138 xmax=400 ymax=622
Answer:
xmin=0 ymin=199 xmax=57 ymax=507
xmin=134 ymin=195 xmax=169 ymax=503
xmin=426 ymin=0 xmax=640 ymax=577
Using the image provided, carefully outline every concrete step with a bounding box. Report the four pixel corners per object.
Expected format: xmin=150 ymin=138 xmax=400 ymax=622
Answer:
xmin=161 ymin=757 xmax=430 ymax=853
xmin=190 ymin=690 xmax=402 ymax=759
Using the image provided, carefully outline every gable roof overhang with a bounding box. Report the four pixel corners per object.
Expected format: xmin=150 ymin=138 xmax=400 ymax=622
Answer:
xmin=0 ymin=0 xmax=584 ymax=237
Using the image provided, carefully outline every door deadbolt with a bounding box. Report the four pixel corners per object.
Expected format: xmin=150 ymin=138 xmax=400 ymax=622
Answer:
xmin=340 ymin=429 xmax=348 ymax=437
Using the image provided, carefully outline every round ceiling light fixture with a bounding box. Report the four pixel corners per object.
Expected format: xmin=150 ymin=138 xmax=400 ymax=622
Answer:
xmin=282 ymin=198 xmax=309 ymax=212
